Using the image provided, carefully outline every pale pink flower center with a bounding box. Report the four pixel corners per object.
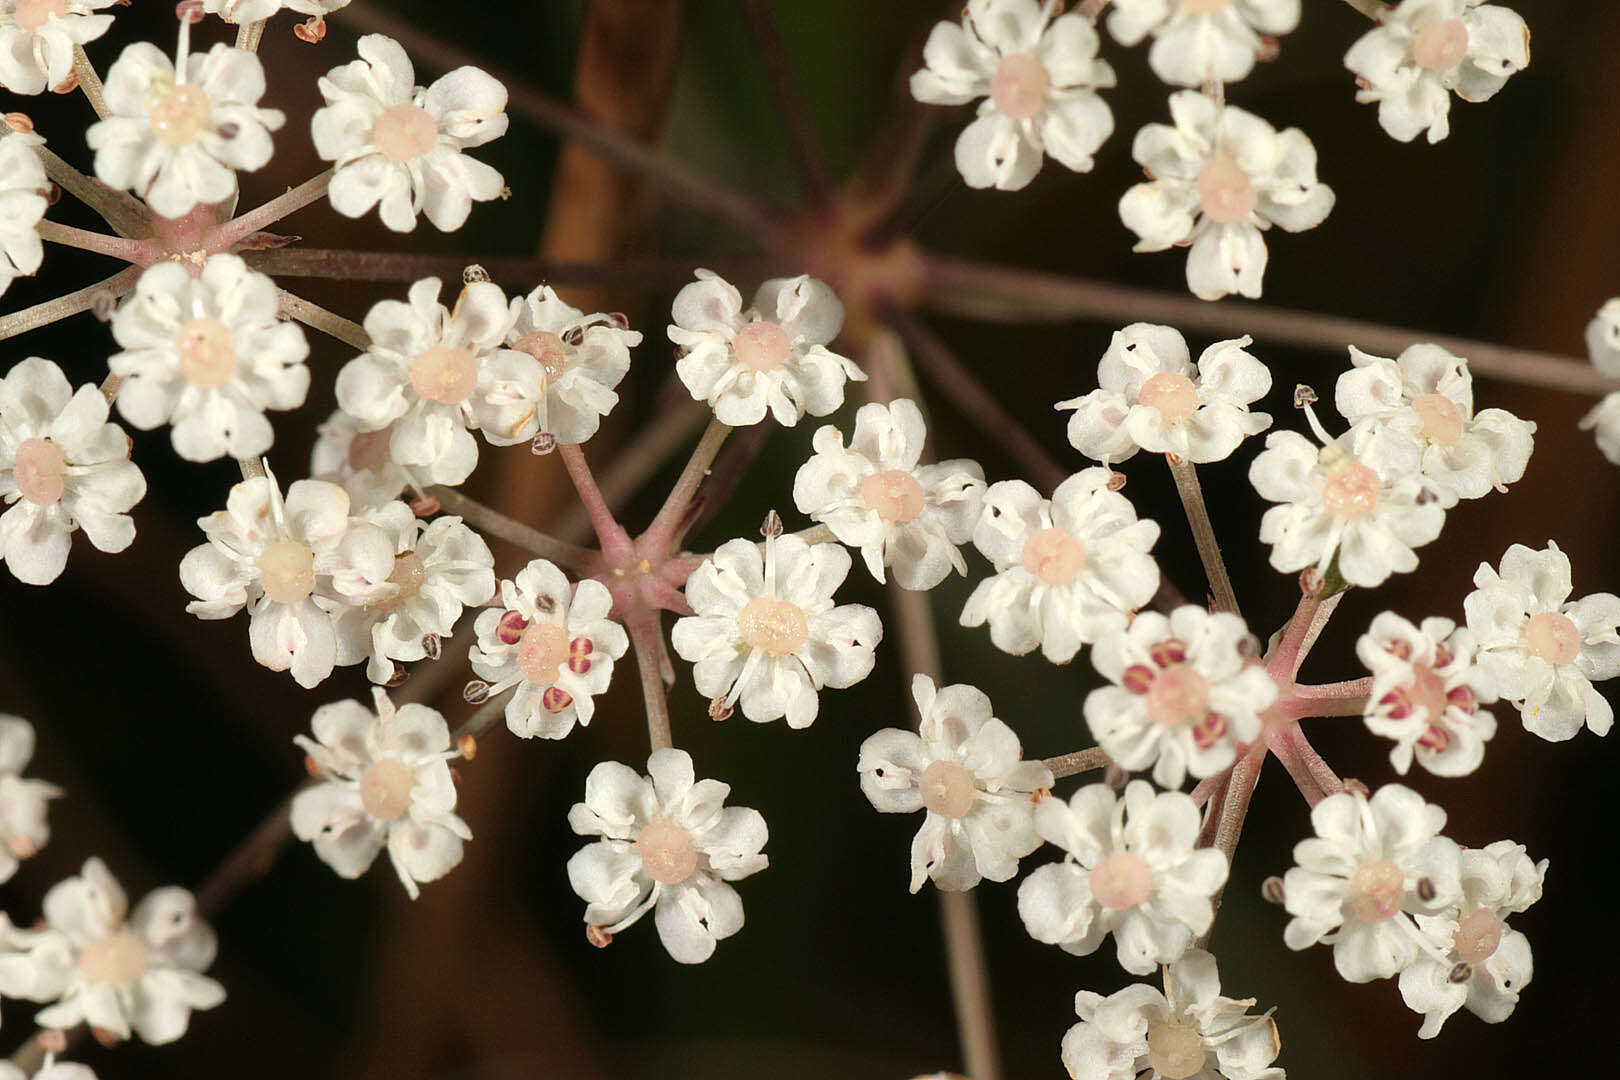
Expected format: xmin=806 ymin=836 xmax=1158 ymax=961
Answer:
xmin=148 ymin=82 xmax=212 ymax=147
xmin=1524 ymin=611 xmax=1580 ymax=666
xmin=1181 ymin=0 xmax=1233 ymax=15
xmin=733 ymin=321 xmax=792 ymax=372
xmin=1091 ymin=851 xmax=1153 ymax=910
xmin=1146 ymin=665 xmax=1211 ymax=728
xmin=14 ymin=437 xmax=66 ymax=506
xmin=1322 ymin=461 xmax=1381 ymax=520
xmin=14 ymin=0 xmax=69 ymax=32
xmin=517 ymin=621 xmax=570 ymax=686
xmin=1020 ymin=527 xmax=1086 ymax=586
xmin=1197 ymin=156 xmax=1258 ymax=226
xmin=861 ymin=469 xmax=926 ymax=523
xmin=989 ymin=52 xmax=1049 ymax=121
xmin=737 ymin=596 xmax=809 ymax=657
xmin=1406 ymin=662 xmax=1449 ymax=723
xmin=77 ymin=931 xmax=148 ymax=988
xmin=370 ymin=552 xmax=426 ymax=615
xmin=1453 ymin=906 xmax=1503 ymax=966
xmin=1412 ymin=18 xmax=1469 ymax=72
xmin=257 ymin=539 xmax=316 ymax=604
xmin=513 ymin=330 xmax=571 ymax=380
xmin=1412 ymin=393 xmax=1464 ymax=446
xmin=1139 ymin=371 xmax=1202 ymax=423
xmin=5 ymin=834 xmax=37 ymax=859
xmin=1146 ymin=1020 xmax=1207 ymax=1080
xmin=919 ymin=760 xmax=977 ymax=819
xmin=347 ymin=426 xmax=393 ymax=471
xmin=410 ymin=345 xmax=479 ymax=404
xmin=176 ymin=316 xmax=237 ymax=388
xmin=358 ymin=758 xmax=416 ymax=821
xmin=374 ymin=103 xmax=439 ymax=162
xmin=637 ymin=820 xmax=698 ymax=885
xmin=1349 ymin=858 xmax=1406 ymax=923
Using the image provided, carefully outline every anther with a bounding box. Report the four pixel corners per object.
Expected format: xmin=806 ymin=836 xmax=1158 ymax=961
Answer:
xmin=462 ymin=680 xmax=491 ymax=704
xmin=422 ymin=633 xmax=442 ymax=660
xmin=1106 ymin=470 xmax=1128 ymax=492
xmin=1415 ymin=877 xmax=1437 ymax=903
xmin=496 ymin=610 xmax=529 ymax=644
xmin=457 ymin=734 xmax=477 ymax=760
xmin=761 ymin=509 xmax=784 ymax=538
xmin=1261 ymin=876 xmax=1286 ymax=904
xmin=1448 ymin=961 xmax=1473 ymax=984
xmin=2 ymin=111 xmax=33 ymax=133
xmin=1293 ymin=384 xmax=1318 ymax=409
xmin=1104 ymin=763 xmax=1129 ymax=790
xmin=294 ymin=15 xmax=327 ymax=43
xmin=303 ymin=754 xmax=324 ymax=779
xmin=708 ymin=697 xmax=733 ymax=722
xmin=408 ymin=493 xmax=440 ymax=517
xmin=462 ymin=264 xmax=489 ymax=284
xmin=586 ymin=925 xmax=613 ymax=949
xmin=385 ymin=664 xmax=409 ymax=687
xmin=531 ymin=432 xmax=557 ymax=455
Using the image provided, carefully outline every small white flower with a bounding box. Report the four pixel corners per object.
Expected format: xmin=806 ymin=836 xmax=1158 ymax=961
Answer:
xmin=0 ymin=1057 xmax=98 ymax=1080
xmin=1058 ymin=323 xmax=1272 ymax=465
xmin=1399 ymin=839 xmax=1543 ymax=1038
xmin=1462 ymin=541 xmax=1620 ymax=741
xmin=910 ymin=0 xmax=1116 ymax=190
xmin=87 ymin=30 xmax=284 ymax=218
xmin=1084 ymin=605 xmax=1276 ymax=789
xmin=667 ymin=270 xmax=864 ymax=427
xmin=495 ymin=284 xmax=640 ymax=446
xmin=1357 ymin=612 xmax=1497 ymax=776
xmin=313 ymin=33 xmax=507 ymax=233
xmin=202 ymin=0 xmax=350 ymax=24
xmin=672 ymin=530 xmax=881 ymax=727
xmin=0 ymin=0 xmax=117 ymax=96
xmin=310 ymin=408 xmax=416 ymax=508
xmin=792 ymin=397 xmax=985 ymax=590
xmin=566 ymin=748 xmax=768 ymax=964
xmin=291 ymin=688 xmax=472 ymax=899
xmin=0 ymin=128 xmax=48 ymax=299
xmin=1586 ymin=297 xmax=1620 ymax=376
xmin=1281 ymin=783 xmax=1462 ymax=983
xmin=1345 ymin=0 xmax=1530 ymax=144
xmin=1062 ymin=948 xmax=1284 ymax=1080
xmin=858 ymin=674 xmax=1052 ymax=893
xmin=960 ymin=470 xmax=1161 ymax=664
xmin=1 ymin=357 xmax=146 ymax=586
xmin=1018 ymin=780 xmax=1228 ymax=975
xmin=468 ymin=558 xmax=629 ymax=740
xmin=0 ymin=714 xmax=60 ymax=882
xmin=1579 ymin=392 xmax=1620 ymax=465
xmin=108 ymin=254 xmax=310 ymax=462
xmin=1107 ymin=0 xmax=1301 ymax=88
xmin=1120 ymin=92 xmax=1334 ymax=301
xmin=0 ymin=857 xmax=225 ymax=1043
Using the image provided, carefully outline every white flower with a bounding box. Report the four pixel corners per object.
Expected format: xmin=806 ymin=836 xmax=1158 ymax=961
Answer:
xmin=332 ymin=503 xmax=494 ymax=684
xmin=178 ymin=470 xmax=395 ymax=688
xmin=468 ymin=558 xmax=629 ymax=740
xmin=313 ymin=33 xmax=507 ymax=233
xmin=1107 ymin=0 xmax=1300 ymax=88
xmin=0 ymin=128 xmax=48 ymax=299
xmin=108 ymin=254 xmax=310 ymax=462
xmin=1084 ymin=605 xmax=1276 ymax=789
xmin=0 ymin=714 xmax=60 ymax=882
xmin=1357 ymin=612 xmax=1497 ymax=776
xmin=1586 ymin=297 xmax=1620 ymax=376
xmin=1344 ymin=0 xmax=1530 ymax=144
xmin=0 ymin=0 xmax=117 ymax=96
xmin=1579 ymin=392 xmax=1620 ymax=465
xmin=792 ymin=397 xmax=985 ymax=591
xmin=566 ymin=749 xmax=768 ymax=964
xmin=87 ymin=31 xmax=283 ymax=218
xmin=1062 ymin=949 xmax=1284 ymax=1080
xmin=0 ymin=1057 xmax=98 ymax=1080
xmin=202 ymin=0 xmax=350 ymax=24
xmin=310 ymin=408 xmax=415 ymax=508
xmin=1120 ymin=92 xmax=1334 ymax=301
xmin=1018 ymin=780 xmax=1228 ymax=975
xmin=0 ymin=857 xmax=224 ymax=1043
xmin=335 ymin=277 xmax=522 ymax=485
xmin=495 ymin=284 xmax=640 ymax=446
xmin=1281 ymin=783 xmax=1462 ymax=983
xmin=1336 ymin=343 xmax=1534 ymax=508
xmin=667 ymin=270 xmax=864 ymax=427
xmin=960 ymin=470 xmax=1161 ymax=664
xmin=1462 ymin=541 xmax=1620 ymax=741
xmin=1399 ymin=839 xmax=1543 ymax=1038
xmin=1 ymin=357 xmax=146 ymax=586
xmin=1057 ymin=323 xmax=1272 ymax=465
xmin=291 ymin=688 xmax=471 ymax=899
xmin=859 ymin=675 xmax=1051 ymax=893
xmin=909 ymin=0 xmax=1116 ymax=190
xmin=671 ymin=529 xmax=881 ymax=727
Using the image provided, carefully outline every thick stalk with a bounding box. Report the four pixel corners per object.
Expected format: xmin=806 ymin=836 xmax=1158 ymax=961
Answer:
xmin=0 ymin=265 xmax=141 ymax=343
xmin=1194 ymin=746 xmax=1262 ymax=947
xmin=35 ymin=220 xmax=154 ymax=263
xmin=209 ymin=168 xmax=333 ymax=251
xmin=1168 ymin=458 xmax=1240 ymax=615
xmin=35 ymin=144 xmax=150 ymax=239
xmin=72 ymin=45 xmax=109 ymax=119
xmin=641 ymin=417 xmax=732 ymax=552
xmin=276 ymin=290 xmax=370 ymax=351
xmin=428 ymin=486 xmax=596 ymax=570
xmin=1044 ymin=747 xmax=1110 ymax=779
xmin=559 ymin=444 xmax=635 ymax=561
xmin=243 ymin=247 xmax=776 ymax=286
xmin=550 ymin=400 xmax=710 ymax=542
xmin=235 ymin=18 xmax=267 ymax=51
xmin=625 ymin=610 xmax=674 ymax=750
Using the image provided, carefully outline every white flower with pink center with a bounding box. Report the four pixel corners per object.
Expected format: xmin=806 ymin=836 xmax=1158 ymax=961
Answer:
xmin=1281 ymin=783 xmax=1462 ymax=983
xmin=86 ymin=29 xmax=283 ymax=219
xmin=1357 ymin=612 xmax=1497 ymax=777
xmin=1462 ymin=541 xmax=1620 ymax=741
xmin=0 ymin=714 xmax=60 ymax=883
xmin=1106 ymin=0 xmax=1301 ymax=88
xmin=1345 ymin=0 xmax=1529 ymax=144
xmin=310 ymin=408 xmax=417 ymax=508
xmin=1399 ymin=839 xmax=1543 ymax=1038
xmin=291 ymin=688 xmax=471 ymax=900
xmin=108 ymin=254 xmax=310 ymax=463
xmin=0 ymin=127 xmax=48 ymax=299
xmin=667 ymin=270 xmax=864 ymax=427
xmin=671 ymin=530 xmax=882 ymax=728
xmin=791 ymin=397 xmax=986 ymax=591
xmin=494 ymin=284 xmax=640 ymax=447
xmin=1084 ymin=605 xmax=1276 ymax=789
xmin=0 ymin=357 xmax=146 ymax=586
xmin=858 ymin=674 xmax=1052 ymax=893
xmin=312 ymin=33 xmax=507 ymax=233
xmin=960 ymin=470 xmax=1161 ymax=664
xmin=1061 ymin=949 xmax=1284 ymax=1080
xmin=0 ymin=0 xmax=117 ymax=96
xmin=910 ymin=0 xmax=1116 ymax=190
xmin=1120 ymin=91 xmax=1334 ymax=301
xmin=0 ymin=857 xmax=224 ymax=1043
xmin=1058 ymin=322 xmax=1273 ymax=465
xmin=202 ymin=0 xmax=350 ymax=25
xmin=566 ymin=748 xmax=768 ymax=964
xmin=468 ymin=558 xmax=628 ymax=740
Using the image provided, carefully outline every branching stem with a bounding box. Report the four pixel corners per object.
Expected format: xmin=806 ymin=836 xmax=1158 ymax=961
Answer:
xmin=209 ymin=168 xmax=333 ymax=251
xmin=559 ymin=444 xmax=634 ymax=562
xmin=1168 ymin=457 xmax=1240 ymax=615
xmin=1044 ymin=747 xmax=1110 ymax=779
xmin=641 ymin=417 xmax=732 ymax=553
xmin=625 ymin=610 xmax=674 ymax=750
xmin=35 ymin=143 xmax=150 ymax=239
xmin=72 ymin=46 xmax=109 ymax=119
xmin=428 ymin=486 xmax=596 ymax=570
xmin=276 ymin=290 xmax=370 ymax=351
xmin=35 ymin=220 xmax=154 ymax=263
xmin=0 ymin=265 xmax=141 ymax=343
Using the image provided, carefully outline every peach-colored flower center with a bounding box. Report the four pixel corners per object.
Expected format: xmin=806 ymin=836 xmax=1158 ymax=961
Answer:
xmin=1349 ymin=858 xmax=1406 ymax=923
xmin=148 ymin=82 xmax=212 ymax=147
xmin=374 ymin=103 xmax=439 ymax=162
xmin=1146 ymin=665 xmax=1211 ymax=728
xmin=989 ymin=52 xmax=1049 ymax=121
xmin=513 ymin=330 xmax=572 ymax=380
xmin=517 ymin=621 xmax=570 ymax=686
xmin=77 ymin=930 xmax=148 ymax=988
xmin=1181 ymin=0 xmax=1233 ymax=15
xmin=258 ymin=539 xmax=316 ymax=605
xmin=347 ymin=426 xmax=393 ymax=471
xmin=176 ymin=316 xmax=237 ymax=388
xmin=14 ymin=0 xmax=69 ymax=32
xmin=370 ymin=552 xmax=426 ymax=615
xmin=1091 ymin=851 xmax=1153 ymax=910
xmin=1322 ymin=461 xmax=1381 ymax=520
xmin=733 ymin=321 xmax=792 ymax=372
xmin=1197 ymin=156 xmax=1258 ymax=226
xmin=358 ymin=758 xmax=416 ymax=821
xmin=1020 ymin=527 xmax=1086 ymax=586
xmin=737 ymin=596 xmax=809 ymax=657
xmin=1453 ymin=906 xmax=1502 ymax=966
xmin=1146 ymin=1020 xmax=1207 ymax=1080
xmin=1412 ymin=393 xmax=1464 ymax=446
xmin=1412 ymin=18 xmax=1469 ymax=72
xmin=637 ymin=820 xmax=698 ymax=885
xmin=14 ymin=437 xmax=66 ymax=506
xmin=1525 ymin=611 xmax=1580 ymax=666
xmin=919 ymin=760 xmax=977 ymax=819
xmin=1139 ymin=371 xmax=1202 ymax=423
xmin=410 ymin=345 xmax=479 ymax=404
xmin=861 ymin=469 xmax=926 ymax=523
